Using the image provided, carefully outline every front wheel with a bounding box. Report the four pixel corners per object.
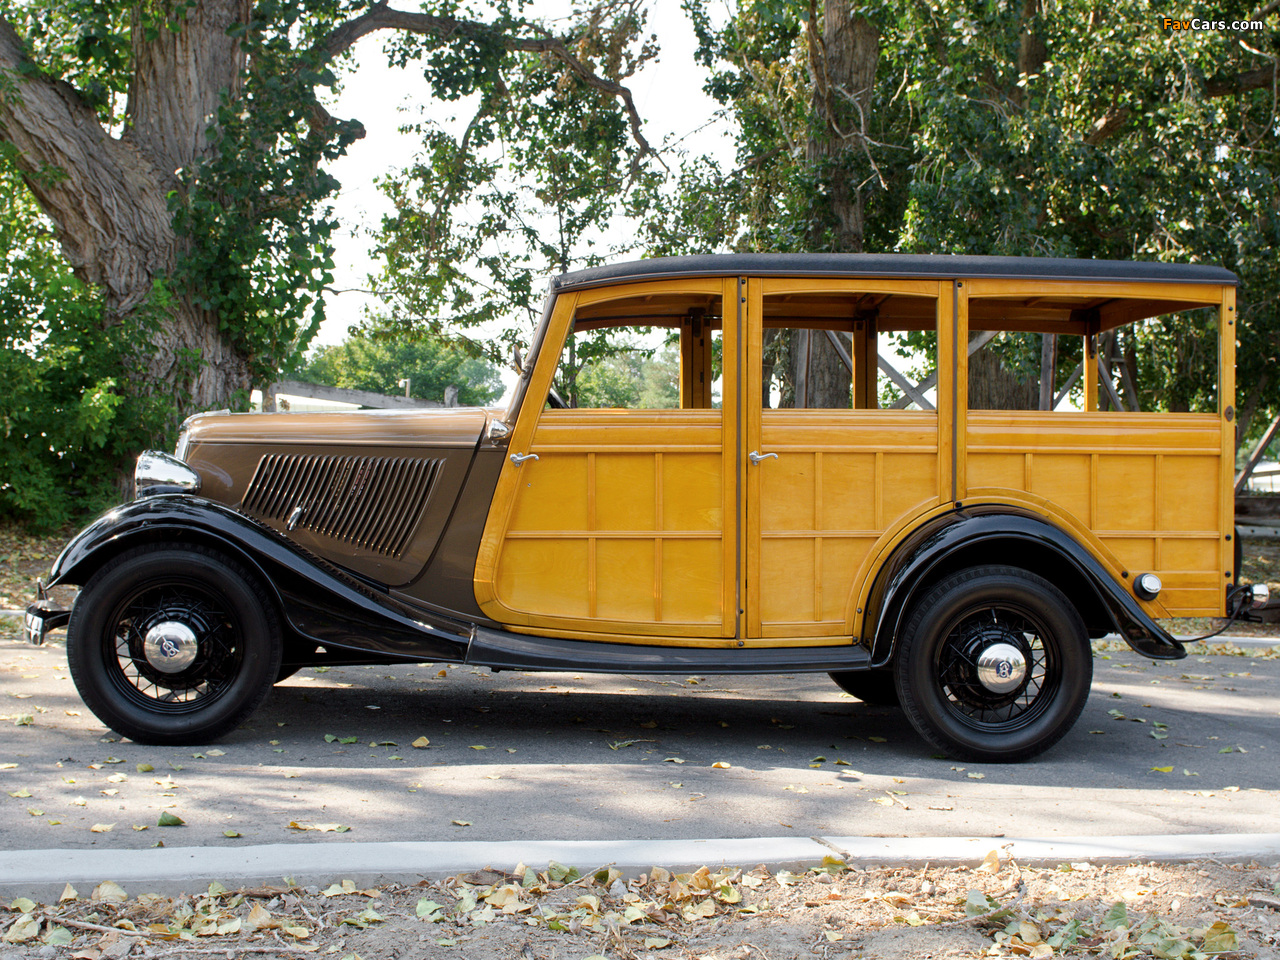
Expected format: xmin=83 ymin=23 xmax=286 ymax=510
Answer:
xmin=67 ymin=544 xmax=281 ymax=745
xmin=894 ymin=565 xmax=1091 ymax=763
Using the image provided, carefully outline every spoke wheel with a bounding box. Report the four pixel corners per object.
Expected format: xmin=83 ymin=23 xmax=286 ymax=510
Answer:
xmin=894 ymin=565 xmax=1091 ymax=762
xmin=68 ymin=545 xmax=281 ymax=745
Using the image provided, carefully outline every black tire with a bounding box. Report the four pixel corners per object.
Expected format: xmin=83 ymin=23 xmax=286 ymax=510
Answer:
xmin=893 ymin=565 xmax=1091 ymax=763
xmin=829 ymin=670 xmax=900 ymax=706
xmin=66 ymin=544 xmax=282 ymax=745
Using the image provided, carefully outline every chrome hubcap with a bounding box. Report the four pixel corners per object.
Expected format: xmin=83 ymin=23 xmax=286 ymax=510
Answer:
xmin=143 ymin=621 xmax=199 ymax=674
xmin=975 ymin=642 xmax=1027 ymax=694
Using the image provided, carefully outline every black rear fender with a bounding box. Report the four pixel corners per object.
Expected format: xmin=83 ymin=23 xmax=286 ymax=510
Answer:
xmin=865 ymin=505 xmax=1185 ymax=666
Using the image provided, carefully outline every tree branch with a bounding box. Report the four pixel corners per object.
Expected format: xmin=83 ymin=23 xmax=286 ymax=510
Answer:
xmin=317 ymin=2 xmax=654 ymax=158
xmin=1205 ymin=62 xmax=1277 ymax=98
xmin=1084 ymin=59 xmax=1277 ymax=146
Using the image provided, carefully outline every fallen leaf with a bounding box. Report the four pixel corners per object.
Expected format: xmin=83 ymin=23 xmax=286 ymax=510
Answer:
xmin=967 ymin=771 xmax=985 ymax=780
xmin=135 ymin=763 xmax=153 ymax=773
xmin=59 ymin=883 xmax=77 ymax=903
xmin=90 ymin=823 xmax=115 ymax=833
xmin=469 ymin=745 xmax=487 ymax=750
xmin=206 ymin=749 xmax=225 ymax=757
xmin=1151 ymin=766 xmax=1173 ymax=773
xmin=289 ymin=821 xmax=350 ymax=833
xmin=91 ymin=881 xmax=127 ymax=902
xmin=157 ymin=811 xmax=184 ymax=827
xmin=1 ymin=914 xmax=38 ymax=943
xmin=663 ymin=757 xmax=686 ymax=764
xmin=7 ymin=788 xmax=31 ymax=798
xmin=451 ymin=819 xmax=472 ymax=827
xmin=9 ymin=898 xmax=37 ymax=913
xmin=711 ymin=761 xmax=731 ymax=769
xmin=223 ymin=830 xmax=241 ymax=838
xmin=977 ymin=850 xmax=1000 ymax=874
xmin=412 ymin=737 xmax=430 ymax=748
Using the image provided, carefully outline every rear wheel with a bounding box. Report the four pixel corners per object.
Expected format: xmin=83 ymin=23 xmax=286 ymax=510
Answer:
xmin=67 ymin=544 xmax=281 ymax=745
xmin=893 ymin=565 xmax=1091 ymax=762
xmin=829 ymin=670 xmax=900 ymax=706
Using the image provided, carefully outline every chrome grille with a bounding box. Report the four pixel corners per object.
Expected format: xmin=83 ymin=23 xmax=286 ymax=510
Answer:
xmin=242 ymin=454 xmax=442 ymax=558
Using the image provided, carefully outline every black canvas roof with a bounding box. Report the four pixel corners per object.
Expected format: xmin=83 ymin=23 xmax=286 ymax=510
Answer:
xmin=552 ymin=253 xmax=1238 ymax=291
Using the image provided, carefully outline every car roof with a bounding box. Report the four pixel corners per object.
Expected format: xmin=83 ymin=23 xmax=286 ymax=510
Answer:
xmin=552 ymin=253 xmax=1238 ymax=291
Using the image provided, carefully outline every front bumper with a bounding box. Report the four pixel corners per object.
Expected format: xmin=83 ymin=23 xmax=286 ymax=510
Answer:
xmin=24 ymin=581 xmax=70 ymax=645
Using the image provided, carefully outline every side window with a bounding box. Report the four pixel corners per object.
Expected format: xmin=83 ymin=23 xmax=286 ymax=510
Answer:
xmin=552 ymin=292 xmax=723 ymax=410
xmin=761 ymin=291 xmax=938 ymax=410
xmin=967 ymin=296 xmax=1218 ymax=413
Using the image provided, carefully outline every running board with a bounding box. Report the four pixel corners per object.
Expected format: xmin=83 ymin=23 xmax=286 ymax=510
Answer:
xmin=467 ymin=627 xmax=874 ymax=675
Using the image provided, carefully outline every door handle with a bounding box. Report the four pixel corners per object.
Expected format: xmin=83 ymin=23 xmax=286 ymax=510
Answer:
xmin=510 ymin=452 xmax=539 ymax=465
xmin=748 ymin=451 xmax=778 ymax=465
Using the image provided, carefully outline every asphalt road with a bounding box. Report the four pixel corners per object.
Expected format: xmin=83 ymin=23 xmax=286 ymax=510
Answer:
xmin=1 ymin=637 xmax=1278 ymax=852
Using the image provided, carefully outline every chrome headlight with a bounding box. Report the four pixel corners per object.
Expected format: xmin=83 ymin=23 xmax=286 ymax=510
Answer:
xmin=135 ymin=451 xmax=201 ymax=499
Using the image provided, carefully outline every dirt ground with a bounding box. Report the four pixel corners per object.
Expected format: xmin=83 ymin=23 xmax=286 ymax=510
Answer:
xmin=3 ymin=855 xmax=1280 ymax=959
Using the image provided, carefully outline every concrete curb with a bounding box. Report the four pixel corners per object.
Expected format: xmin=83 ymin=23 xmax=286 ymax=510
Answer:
xmin=3 ymin=834 xmax=1278 ymax=901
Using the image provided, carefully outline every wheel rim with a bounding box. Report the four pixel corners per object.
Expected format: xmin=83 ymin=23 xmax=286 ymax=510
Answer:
xmin=933 ymin=603 xmax=1060 ymax=732
xmin=101 ymin=579 xmax=245 ymax=714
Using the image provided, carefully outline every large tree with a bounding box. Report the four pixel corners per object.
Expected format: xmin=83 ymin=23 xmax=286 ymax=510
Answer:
xmin=0 ymin=0 xmax=655 ymax=418
xmin=655 ymin=0 xmax=1280 ymax=424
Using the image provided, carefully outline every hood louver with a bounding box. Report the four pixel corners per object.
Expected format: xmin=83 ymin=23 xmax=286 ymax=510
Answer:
xmin=242 ymin=454 xmax=442 ymax=558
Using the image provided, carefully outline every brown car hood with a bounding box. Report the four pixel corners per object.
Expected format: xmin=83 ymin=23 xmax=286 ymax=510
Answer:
xmin=181 ymin=406 xmax=494 ymax=449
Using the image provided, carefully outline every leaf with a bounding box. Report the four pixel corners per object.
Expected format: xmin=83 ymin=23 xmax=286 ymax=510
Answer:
xmin=206 ymin=749 xmax=225 ymax=757
xmin=1151 ymin=766 xmax=1173 ymax=773
xmin=1199 ymin=920 xmax=1238 ymax=952
xmin=246 ymin=903 xmax=277 ymax=932
xmin=325 ymin=734 xmax=338 ymax=742
xmin=711 ymin=761 xmax=731 ymax=769
xmin=967 ymin=771 xmax=986 ymax=779
xmin=643 ymin=937 xmax=672 ymax=949
xmin=223 ymin=830 xmax=241 ymax=838
xmin=208 ymin=881 xmax=228 ymax=897
xmin=92 ymin=881 xmax=128 ymax=902
xmin=289 ymin=821 xmax=350 ymax=833
xmin=2 ymin=914 xmax=39 ymax=943
xmin=157 ymin=811 xmax=185 ymax=827
xmin=977 ymin=850 xmax=1000 ymax=874
xmin=59 ymin=883 xmax=77 ymax=903
xmin=90 ymin=823 xmax=115 ymax=833
xmin=416 ymin=899 xmax=444 ymax=921
xmin=7 ymin=788 xmax=31 ymax=798
xmin=868 ymin=736 xmax=887 ymax=742
xmin=965 ymin=889 xmax=998 ymax=916
xmin=663 ymin=757 xmax=685 ymax=764
xmin=1101 ymin=901 xmax=1129 ymax=930
xmin=412 ymin=737 xmax=430 ymax=748
xmin=451 ymin=819 xmax=472 ymax=827
xmin=338 ymin=736 xmax=359 ymax=744
xmin=469 ymin=744 xmax=487 ymax=750
xmin=42 ymin=925 xmax=72 ymax=946
xmin=9 ymin=898 xmax=37 ymax=913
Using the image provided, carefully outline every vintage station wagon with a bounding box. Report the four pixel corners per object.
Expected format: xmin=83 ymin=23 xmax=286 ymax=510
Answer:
xmin=26 ymin=254 xmax=1264 ymax=761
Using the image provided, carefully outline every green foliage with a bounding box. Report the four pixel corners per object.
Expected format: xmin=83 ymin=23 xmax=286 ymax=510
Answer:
xmin=169 ymin=1 xmax=364 ymax=391
xmin=0 ymin=161 xmax=174 ymax=529
xmin=300 ymin=332 xmax=504 ymax=407
xmin=370 ymin=2 xmax=657 ymax=359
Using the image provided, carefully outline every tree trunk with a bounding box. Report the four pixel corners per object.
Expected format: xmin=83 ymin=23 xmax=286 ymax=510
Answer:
xmin=0 ymin=5 xmax=255 ymax=415
xmin=796 ymin=0 xmax=879 ymax=408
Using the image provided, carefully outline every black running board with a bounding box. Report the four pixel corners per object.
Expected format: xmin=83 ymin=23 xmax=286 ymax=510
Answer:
xmin=467 ymin=627 xmax=874 ymax=675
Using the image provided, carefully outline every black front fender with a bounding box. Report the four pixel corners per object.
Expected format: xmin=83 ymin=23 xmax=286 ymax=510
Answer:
xmin=865 ymin=505 xmax=1186 ymax=665
xmin=49 ymin=496 xmax=473 ymax=664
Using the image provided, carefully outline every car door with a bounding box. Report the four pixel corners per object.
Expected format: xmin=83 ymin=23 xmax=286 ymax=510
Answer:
xmin=475 ymin=277 xmax=742 ymax=643
xmin=742 ymin=276 xmax=951 ymax=641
